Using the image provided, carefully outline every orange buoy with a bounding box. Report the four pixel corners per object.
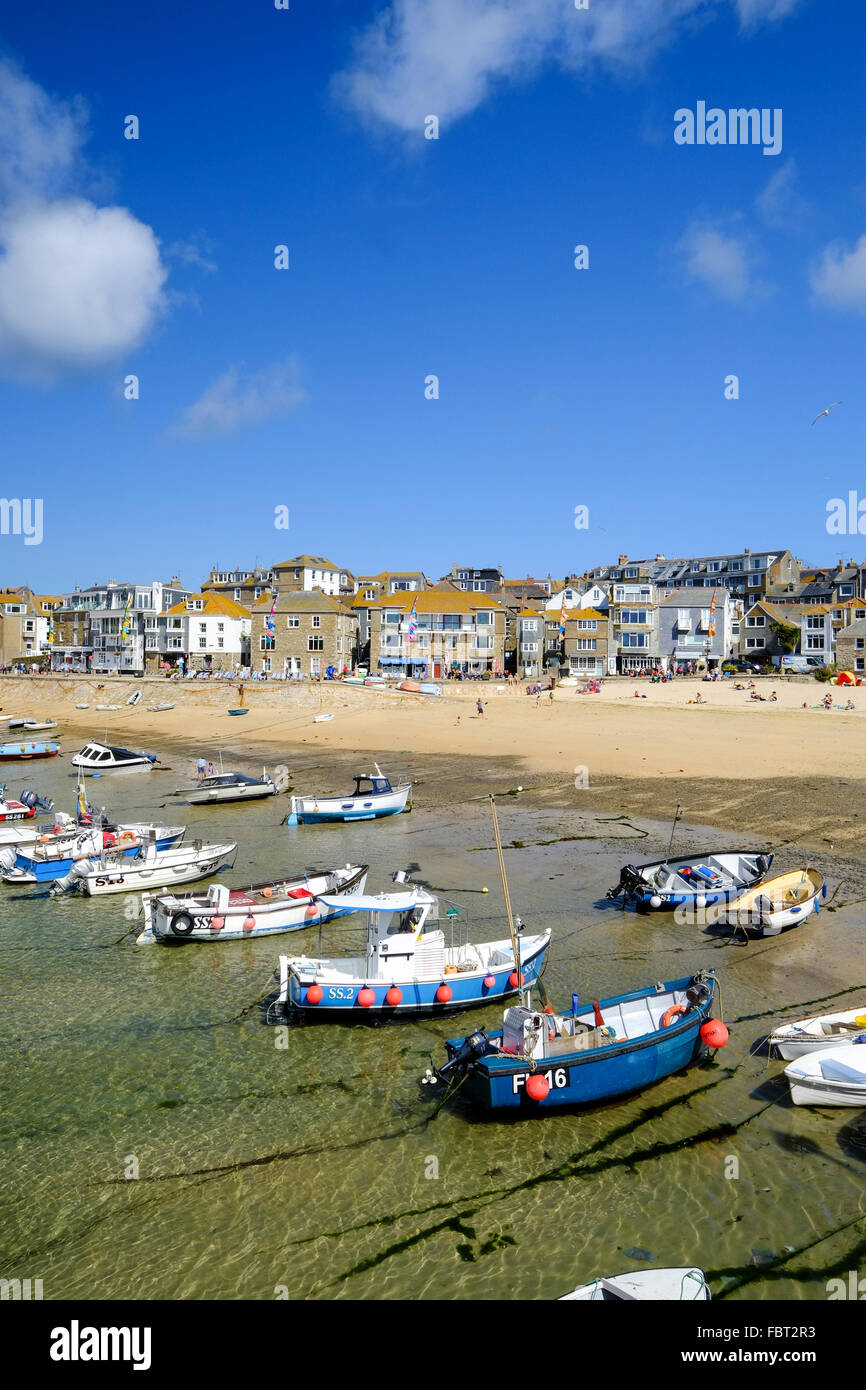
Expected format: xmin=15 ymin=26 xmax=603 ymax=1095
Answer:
xmin=306 ymin=983 xmax=323 ymax=1005
xmin=526 ymin=1073 xmax=550 ymax=1101
xmin=483 ymin=974 xmax=496 ymax=989
xmin=701 ymin=1019 xmax=729 ymax=1048
xmin=211 ymin=917 xmax=225 ymax=931
xmin=436 ymin=983 xmax=453 ymax=1004
xmin=662 ymin=1004 xmax=686 ymax=1028
xmin=305 ymin=903 xmax=318 ymax=918
xmin=243 ymin=915 xmax=256 ymax=931
xmin=358 ymin=986 xmax=375 ymax=1007
xmin=385 ymin=986 xmax=402 ymax=1006
xmin=262 ymin=887 xmax=273 ymax=898
xmin=508 ymin=970 xmax=525 ymax=988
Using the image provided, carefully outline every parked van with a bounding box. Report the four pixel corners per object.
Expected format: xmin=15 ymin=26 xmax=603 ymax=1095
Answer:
xmin=774 ymin=654 xmax=825 ymax=673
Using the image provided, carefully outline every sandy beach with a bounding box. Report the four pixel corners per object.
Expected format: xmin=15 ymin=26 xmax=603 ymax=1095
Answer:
xmin=4 ymin=673 xmax=863 ymax=854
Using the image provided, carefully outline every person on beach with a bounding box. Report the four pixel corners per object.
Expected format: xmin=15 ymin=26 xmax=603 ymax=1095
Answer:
xmin=694 ymin=691 xmax=705 ymax=704
xmin=769 ymin=691 xmax=778 ymax=703
xmin=237 ymin=682 xmax=245 ymax=707
xmin=196 ymin=757 xmax=206 ymax=781
xmin=456 ymin=715 xmax=461 ymax=726
xmin=476 ymin=698 xmax=484 ymax=717
xmin=823 ymin=692 xmax=833 ymax=710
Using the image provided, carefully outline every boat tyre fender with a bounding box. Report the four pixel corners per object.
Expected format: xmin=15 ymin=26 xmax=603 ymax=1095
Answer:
xmin=171 ymin=911 xmax=195 ymax=937
xmin=662 ymin=1004 xmax=686 ymax=1028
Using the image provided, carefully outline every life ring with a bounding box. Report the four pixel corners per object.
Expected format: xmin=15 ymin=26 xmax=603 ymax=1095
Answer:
xmin=119 ymin=831 xmax=136 ymax=843
xmin=170 ymin=912 xmax=195 ymax=937
xmin=662 ymin=1004 xmax=686 ymax=1028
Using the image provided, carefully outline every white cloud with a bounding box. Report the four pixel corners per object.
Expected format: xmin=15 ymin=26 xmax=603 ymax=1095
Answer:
xmin=165 ymin=237 xmax=218 ymax=274
xmin=810 ymin=235 xmax=866 ymax=313
xmin=169 ymin=357 xmax=307 ymax=440
xmin=0 ymin=62 xmax=170 ymax=380
xmin=334 ymin=0 xmax=803 ymax=133
xmin=754 ymin=159 xmax=805 ymax=228
xmin=0 ymin=200 xmax=167 ymax=378
xmin=674 ymin=222 xmax=757 ymax=301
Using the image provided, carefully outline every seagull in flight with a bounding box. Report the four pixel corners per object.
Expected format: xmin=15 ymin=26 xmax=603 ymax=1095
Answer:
xmin=812 ymin=401 xmax=842 ymax=425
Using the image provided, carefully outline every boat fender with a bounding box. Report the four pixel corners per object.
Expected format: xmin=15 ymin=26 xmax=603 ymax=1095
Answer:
xmin=662 ymin=1005 xmax=686 ymax=1028
xmin=170 ymin=912 xmax=195 ymax=937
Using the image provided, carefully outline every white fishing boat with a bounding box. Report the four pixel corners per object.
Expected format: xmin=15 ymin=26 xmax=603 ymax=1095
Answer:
xmin=50 ymin=838 xmax=236 ymax=896
xmin=724 ymin=868 xmax=826 ymax=936
xmin=0 ymin=811 xmax=71 ymax=849
xmin=1 ymin=821 xmax=185 ymax=882
xmin=559 ymin=1268 xmax=710 ymax=1301
xmin=173 ymin=769 xmax=277 ymax=805
xmin=137 ymin=862 xmax=369 ymax=943
xmin=71 ymin=741 xmax=157 ymax=773
xmin=0 ymin=787 xmax=51 ymax=827
xmin=286 ymin=763 xmax=411 ymax=825
xmin=784 ymin=1045 xmax=866 ymax=1106
xmin=277 ymin=885 xmax=551 ymax=1016
xmin=770 ymin=1006 xmax=866 ymax=1060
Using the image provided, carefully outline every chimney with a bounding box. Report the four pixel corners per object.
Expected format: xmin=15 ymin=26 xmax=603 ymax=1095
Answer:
xmin=618 ymin=554 xmax=628 ymax=565
xmin=655 ymin=553 xmax=666 ymax=561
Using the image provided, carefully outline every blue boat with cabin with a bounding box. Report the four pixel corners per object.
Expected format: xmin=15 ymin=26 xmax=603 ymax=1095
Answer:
xmin=286 ymin=763 xmax=412 ymax=825
xmin=430 ymin=972 xmax=724 ymax=1112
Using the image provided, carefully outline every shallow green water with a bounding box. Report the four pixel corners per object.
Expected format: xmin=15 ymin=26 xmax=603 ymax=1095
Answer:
xmin=3 ymin=746 xmax=866 ymax=1301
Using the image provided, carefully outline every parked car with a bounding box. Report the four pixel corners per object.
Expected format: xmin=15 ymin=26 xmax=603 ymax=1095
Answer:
xmin=722 ymin=659 xmax=763 ymax=673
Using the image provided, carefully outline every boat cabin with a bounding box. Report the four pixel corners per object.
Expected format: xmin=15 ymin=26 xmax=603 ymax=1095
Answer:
xmin=351 ymin=773 xmax=393 ymax=797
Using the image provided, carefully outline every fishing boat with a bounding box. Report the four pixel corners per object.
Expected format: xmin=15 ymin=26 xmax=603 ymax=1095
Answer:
xmin=769 ymin=1006 xmax=866 ymax=1060
xmin=276 ymin=886 xmax=551 ymax=1017
xmin=606 ymin=851 xmax=772 ymax=911
xmin=2 ymin=822 xmax=184 ymax=883
xmin=173 ymin=769 xmax=277 ymax=805
xmin=724 ymin=867 xmax=826 ymax=936
xmin=0 ymin=787 xmax=42 ymax=824
xmin=559 ymin=1268 xmax=710 ymax=1301
xmin=286 ymin=763 xmax=411 ymax=825
xmin=137 ymin=862 xmax=369 ymax=943
xmin=784 ymin=1045 xmax=866 ymax=1106
xmin=50 ymin=838 xmax=236 ymax=896
xmin=0 ymin=740 xmax=60 ymax=761
xmin=6 ymin=718 xmax=58 ymax=733
xmin=71 ymin=741 xmax=157 ymax=773
xmin=429 ymin=972 xmax=724 ymax=1112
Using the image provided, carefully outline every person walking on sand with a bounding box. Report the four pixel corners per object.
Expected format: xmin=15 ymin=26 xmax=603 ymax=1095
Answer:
xmin=237 ymin=682 xmax=245 ymax=707
xmin=476 ymin=698 xmax=484 ymax=718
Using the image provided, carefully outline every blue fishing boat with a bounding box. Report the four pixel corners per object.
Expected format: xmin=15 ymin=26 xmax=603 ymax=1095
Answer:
xmin=430 ymin=972 xmax=725 ymax=1112
xmin=276 ymin=885 xmax=551 ymax=1017
xmin=286 ymin=763 xmax=411 ymax=825
xmin=0 ymin=740 xmax=60 ymax=761
xmin=1 ymin=823 xmax=184 ymax=882
xmin=606 ymin=851 xmax=771 ymax=912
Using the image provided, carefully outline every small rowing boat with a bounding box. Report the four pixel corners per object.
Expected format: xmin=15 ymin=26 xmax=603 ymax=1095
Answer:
xmin=724 ymin=867 xmax=826 ymax=936
xmin=784 ymin=1044 xmax=866 ymax=1106
xmin=606 ymin=851 xmax=772 ymax=911
xmin=769 ymin=1006 xmax=866 ymax=1059
xmin=558 ymin=1268 xmax=710 ymax=1301
xmin=137 ymin=862 xmax=368 ymax=943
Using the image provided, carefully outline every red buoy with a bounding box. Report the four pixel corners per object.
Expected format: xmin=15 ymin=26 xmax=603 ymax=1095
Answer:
xmin=483 ymin=974 xmax=496 ymax=989
xmin=526 ymin=1073 xmax=550 ymax=1102
xmin=385 ymin=986 xmax=402 ymax=1006
xmin=357 ymin=986 xmax=375 ymax=1007
xmin=243 ymin=915 xmax=256 ymax=932
xmin=436 ymin=983 xmax=453 ymax=1003
xmin=701 ymin=1019 xmax=729 ymax=1048
xmin=306 ymin=983 xmax=323 ymax=1005
xmin=211 ymin=916 xmax=225 ymax=931
xmin=508 ymin=970 xmax=525 ymax=988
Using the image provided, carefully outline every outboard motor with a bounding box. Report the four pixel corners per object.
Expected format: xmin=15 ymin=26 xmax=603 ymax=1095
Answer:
xmin=0 ymin=845 xmax=18 ymax=872
xmin=20 ymin=789 xmax=54 ymax=813
xmin=606 ymin=865 xmax=640 ymax=901
xmin=425 ymin=1029 xmax=492 ymax=1087
xmin=50 ymin=859 xmax=92 ymax=896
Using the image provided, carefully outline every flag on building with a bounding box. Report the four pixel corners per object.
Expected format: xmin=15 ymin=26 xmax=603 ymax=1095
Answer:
xmin=558 ymin=592 xmax=567 ymax=636
xmin=407 ymin=597 xmax=418 ymax=643
xmin=120 ymin=591 xmax=134 ymax=640
xmin=266 ymin=587 xmax=279 ymax=636
xmin=708 ymin=593 xmax=716 ymax=638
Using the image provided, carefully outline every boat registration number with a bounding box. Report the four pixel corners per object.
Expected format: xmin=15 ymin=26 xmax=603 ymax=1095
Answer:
xmin=512 ymin=1068 xmax=568 ymax=1094
xmin=95 ymin=875 xmax=125 ymax=887
xmin=327 ymin=987 xmax=356 ymax=1000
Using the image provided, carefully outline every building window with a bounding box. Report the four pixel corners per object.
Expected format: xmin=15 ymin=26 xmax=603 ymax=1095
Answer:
xmin=217 ymin=638 xmax=224 ymax=648
xmin=308 ymin=635 xmax=324 ymax=651
xmin=287 ymin=616 xmax=299 ymax=628
xmin=745 ymin=637 xmax=765 ymax=649
xmin=310 ymin=657 xmax=321 ymax=676
xmin=262 ymin=656 xmax=272 ymax=672
xmin=199 ymin=638 xmax=207 ymax=649
xmin=260 ymin=635 xmax=275 ymax=651
xmin=312 ymin=615 xmax=321 ymax=628
xmin=234 ymin=589 xmax=241 ymax=601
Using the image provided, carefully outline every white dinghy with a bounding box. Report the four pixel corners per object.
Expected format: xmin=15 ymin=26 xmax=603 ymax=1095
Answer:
xmin=559 ymin=1268 xmax=710 ymax=1301
xmin=784 ymin=1044 xmax=866 ymax=1107
xmin=725 ymin=867 xmax=826 ymax=936
xmin=50 ymin=838 xmax=236 ymax=896
xmin=769 ymin=1006 xmax=866 ymax=1059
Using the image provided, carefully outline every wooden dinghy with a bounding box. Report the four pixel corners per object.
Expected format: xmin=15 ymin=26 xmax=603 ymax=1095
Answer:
xmin=724 ymin=867 xmax=826 ymax=936
xmin=559 ymin=1268 xmax=710 ymax=1301
xmin=769 ymin=1005 xmax=866 ymax=1059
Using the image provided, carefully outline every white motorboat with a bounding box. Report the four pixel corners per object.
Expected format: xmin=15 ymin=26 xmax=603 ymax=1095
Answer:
xmin=137 ymin=862 xmax=368 ymax=943
xmin=286 ymin=763 xmax=411 ymax=825
xmin=2 ymin=822 xmax=185 ymax=882
xmin=607 ymin=850 xmax=773 ymax=911
xmin=769 ymin=1006 xmax=866 ymax=1059
xmin=559 ymin=1268 xmax=710 ymax=1301
xmin=6 ymin=718 xmax=58 ymax=733
xmin=71 ymin=741 xmax=157 ymax=773
xmin=784 ymin=1044 xmax=866 ymax=1106
xmin=50 ymin=838 xmax=236 ymax=896
xmin=173 ymin=770 xmax=277 ymax=806
xmin=724 ymin=868 xmax=826 ymax=936
xmin=277 ymin=886 xmax=551 ymax=1016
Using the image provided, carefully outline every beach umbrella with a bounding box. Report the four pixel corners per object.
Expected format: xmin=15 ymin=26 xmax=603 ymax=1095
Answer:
xmin=837 ymin=670 xmax=857 ymax=685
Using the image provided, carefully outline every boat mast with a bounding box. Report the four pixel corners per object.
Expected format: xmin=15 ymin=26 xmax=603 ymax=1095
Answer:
xmin=489 ymin=794 xmax=525 ymax=1006
xmin=667 ymin=801 xmax=682 ymax=857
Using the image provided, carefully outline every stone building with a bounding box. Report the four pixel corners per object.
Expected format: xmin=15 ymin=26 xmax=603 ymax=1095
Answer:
xmin=251 ymin=591 xmax=359 ymax=676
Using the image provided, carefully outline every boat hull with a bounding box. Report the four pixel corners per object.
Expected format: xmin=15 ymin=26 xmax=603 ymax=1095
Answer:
xmin=445 ymin=976 xmax=716 ymax=1112
xmin=559 ymin=1268 xmax=710 ymax=1301
xmin=78 ymin=851 xmax=233 ymax=895
xmin=281 ymin=935 xmax=550 ymax=1017
xmin=288 ymin=784 xmax=411 ymax=824
xmin=6 ymin=829 xmax=183 ymax=882
xmin=183 ymin=784 xmax=275 ymax=806
xmin=769 ymin=1006 xmax=866 ymax=1059
xmin=0 ymin=742 xmax=59 ymax=761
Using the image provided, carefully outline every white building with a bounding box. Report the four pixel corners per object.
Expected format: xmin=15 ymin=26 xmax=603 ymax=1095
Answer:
xmin=157 ymin=594 xmax=251 ymax=672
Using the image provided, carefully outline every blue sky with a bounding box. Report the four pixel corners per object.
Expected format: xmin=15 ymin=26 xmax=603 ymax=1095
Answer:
xmin=1 ymin=0 xmax=864 ymax=590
